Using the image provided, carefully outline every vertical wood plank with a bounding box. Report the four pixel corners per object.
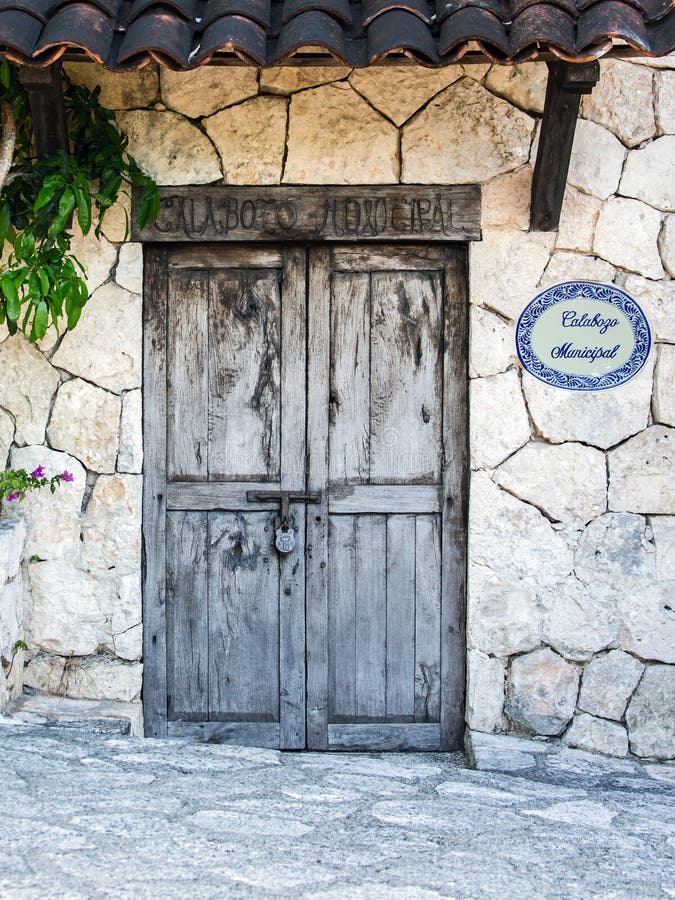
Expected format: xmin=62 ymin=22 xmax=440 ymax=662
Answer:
xmin=328 ymin=516 xmax=356 ymax=721
xmin=441 ymin=247 xmax=469 ymax=749
xmin=279 ymin=247 xmax=307 ymax=748
xmin=167 ymin=269 xmax=209 ymax=480
xmin=355 ymin=515 xmax=387 ymax=720
xmin=385 ymin=515 xmax=416 ymax=721
xmin=414 ymin=515 xmax=441 ymax=722
xmin=306 ymin=246 xmax=331 ymax=749
xmin=208 ymin=268 xmax=281 ymax=481
xmin=370 ymin=271 xmax=443 ymax=484
xmin=142 ymin=245 xmax=169 ymax=738
xmin=166 ymin=512 xmax=208 ymax=720
xmin=208 ymin=512 xmax=280 ymax=721
xmin=329 ymin=272 xmax=370 ymax=484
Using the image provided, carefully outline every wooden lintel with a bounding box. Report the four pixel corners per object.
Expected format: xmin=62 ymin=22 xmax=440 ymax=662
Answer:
xmin=530 ymin=61 xmax=600 ymax=232
xmin=19 ymin=62 xmax=69 ymax=158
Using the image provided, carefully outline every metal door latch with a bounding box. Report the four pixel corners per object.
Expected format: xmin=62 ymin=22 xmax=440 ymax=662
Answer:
xmin=247 ymin=490 xmax=321 ymax=555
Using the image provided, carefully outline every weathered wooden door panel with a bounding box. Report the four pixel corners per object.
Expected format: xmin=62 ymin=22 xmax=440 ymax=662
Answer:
xmin=144 ymin=241 xmax=467 ymax=750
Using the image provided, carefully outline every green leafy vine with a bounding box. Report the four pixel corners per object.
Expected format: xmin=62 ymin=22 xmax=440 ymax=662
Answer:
xmin=0 ymin=61 xmax=158 ymax=342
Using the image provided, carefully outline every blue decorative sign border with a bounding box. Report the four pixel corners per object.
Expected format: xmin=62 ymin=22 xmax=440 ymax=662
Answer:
xmin=516 ymin=281 xmax=651 ymax=392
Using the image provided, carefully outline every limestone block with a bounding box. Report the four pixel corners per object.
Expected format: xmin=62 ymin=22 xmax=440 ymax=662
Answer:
xmin=626 ymin=665 xmax=675 ymax=759
xmin=116 ymin=111 xmax=221 ymax=185
xmin=470 ymin=370 xmax=530 ymax=469
xmin=82 ymin=474 xmax=141 ymax=576
xmin=659 ymin=215 xmax=674 ymax=277
xmin=8 ymin=446 xmax=85 ymax=561
xmin=0 ymin=336 xmax=60 ymax=445
xmin=52 ymin=283 xmax=141 ymax=393
xmin=204 ymin=97 xmax=287 ymax=185
xmin=494 ymin=442 xmax=606 ymax=527
xmin=564 ymin=714 xmax=629 ymax=758
xmin=620 ymin=136 xmax=675 ymax=212
xmin=484 ymin=63 xmax=548 ymax=113
xmin=468 ymin=568 xmax=541 ymax=656
xmin=402 ymin=80 xmax=533 ymax=183
xmin=350 ymin=66 xmax=463 ymax=126
xmin=116 ymin=243 xmax=143 ymax=294
xmin=0 ymin=573 xmax=23 ymax=657
xmin=64 ymin=63 xmax=158 ymax=109
xmin=540 ymin=576 xmax=618 ymax=662
xmin=555 ymin=188 xmax=602 ymax=254
xmin=28 ymin=561 xmax=111 ymax=656
xmin=579 ymin=650 xmax=644 ymax=720
xmin=24 ymin=653 xmax=142 ymax=702
xmin=68 ymin=225 xmax=117 ymax=295
xmin=541 ymin=252 xmax=615 ymax=286
xmin=630 ymin=52 xmax=675 ymax=70
xmin=107 ymin=573 xmax=142 ymax=662
xmin=469 ymin=473 xmax=574 ymax=587
xmin=506 ymin=647 xmax=579 ymax=736
xmin=482 ymin=166 xmax=532 ymax=230
xmin=0 ymin=407 xmax=13 ymax=467
xmin=101 ymin=193 xmax=132 ymax=244
xmin=522 ymin=360 xmax=654 ymax=449
xmin=650 ymin=515 xmax=675 ymax=584
xmin=618 ymin=585 xmax=675 ymax=664
xmin=655 ymin=71 xmax=675 ymax=135
xmin=575 ymin=512 xmax=655 ymax=589
xmin=608 ymin=426 xmax=673 ymax=514
xmin=284 ymin=83 xmax=398 ymax=184
xmin=47 ymin=379 xmax=121 ymax=473
xmin=0 ymin=519 xmax=25 ymax=584
xmin=261 ymin=67 xmax=350 ymax=95
xmin=161 ymin=67 xmax=258 ymax=117
xmin=593 ymin=197 xmax=665 ymax=279
xmin=117 ymin=389 xmax=143 ymax=474
xmin=465 ymin=650 xmax=505 ymax=733
xmin=623 ymin=275 xmax=675 ymax=343
xmin=582 ymin=61 xmax=655 ymax=148
xmin=653 ymin=344 xmax=675 ymax=426
xmin=568 ymin=120 xmax=626 ymax=199
xmin=469 ymin=227 xmax=554 ymax=320
xmin=469 ymin=306 xmax=517 ymax=377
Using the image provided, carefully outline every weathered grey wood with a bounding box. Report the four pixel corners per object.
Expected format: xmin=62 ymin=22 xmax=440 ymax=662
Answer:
xmin=166 ymin=512 xmax=209 ymax=720
xmin=332 ymin=246 xmax=446 ymax=271
xmin=208 ymin=512 xmax=280 ymax=722
xmin=328 ymin=516 xmax=356 ymax=721
xmin=208 ymin=268 xmax=281 ymax=481
xmin=19 ymin=63 xmax=69 ymax=158
xmin=170 ymin=246 xmax=282 ymax=269
xmin=328 ymin=485 xmax=440 ymax=514
xmin=531 ymin=61 xmax=601 ymax=231
xmin=355 ymin=515 xmax=387 ymax=719
xmin=168 ymin=481 xmax=281 ymax=511
xmin=305 ymin=246 xmax=331 ymax=749
xmin=168 ymin=721 xmax=281 ymax=747
xmin=133 ymin=185 xmax=482 ymax=243
xmin=414 ymin=515 xmax=441 ymax=722
xmin=142 ymin=246 xmax=170 ymax=738
xmin=167 ymin=269 xmax=209 ymax=481
xmin=279 ymin=247 xmax=307 ymax=749
xmin=329 ymin=271 xmax=370 ymax=484
xmin=328 ymin=723 xmax=441 ymax=751
xmin=385 ymin=515 xmax=416 ymax=721
xmin=440 ymin=248 xmax=469 ymax=750
xmin=370 ymin=270 xmax=442 ymax=484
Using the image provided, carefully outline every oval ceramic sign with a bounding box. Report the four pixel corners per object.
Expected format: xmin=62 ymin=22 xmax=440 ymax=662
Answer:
xmin=516 ymin=281 xmax=651 ymax=391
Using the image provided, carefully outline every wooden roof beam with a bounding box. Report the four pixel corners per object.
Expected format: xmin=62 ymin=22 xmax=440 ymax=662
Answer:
xmin=530 ymin=61 xmax=600 ymax=232
xmin=18 ymin=62 xmax=69 ymax=158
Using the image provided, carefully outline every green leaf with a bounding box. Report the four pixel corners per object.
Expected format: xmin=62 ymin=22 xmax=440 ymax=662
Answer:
xmin=47 ymin=188 xmax=75 ymax=237
xmin=33 ymin=301 xmax=49 ymax=340
xmin=73 ymin=184 xmax=92 ymax=235
xmin=0 ymin=204 xmax=11 ymax=246
xmin=34 ymin=185 xmax=57 ymax=213
xmin=0 ymin=61 xmax=11 ymax=90
xmin=1 ymin=273 xmax=20 ymax=320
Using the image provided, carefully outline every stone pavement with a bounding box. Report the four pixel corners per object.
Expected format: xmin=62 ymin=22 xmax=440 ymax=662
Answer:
xmin=0 ymin=720 xmax=673 ymax=899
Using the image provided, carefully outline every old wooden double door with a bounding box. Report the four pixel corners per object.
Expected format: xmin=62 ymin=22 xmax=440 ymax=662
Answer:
xmin=143 ymin=242 xmax=468 ymax=750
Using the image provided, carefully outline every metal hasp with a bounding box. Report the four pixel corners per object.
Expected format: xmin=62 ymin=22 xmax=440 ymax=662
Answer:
xmin=530 ymin=61 xmax=601 ymax=232
xmin=247 ymin=490 xmax=321 ymax=523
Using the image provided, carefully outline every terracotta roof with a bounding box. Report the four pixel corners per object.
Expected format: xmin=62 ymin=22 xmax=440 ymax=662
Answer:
xmin=0 ymin=0 xmax=673 ymax=68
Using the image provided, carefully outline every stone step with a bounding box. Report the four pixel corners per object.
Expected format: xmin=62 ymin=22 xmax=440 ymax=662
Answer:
xmin=8 ymin=691 xmax=143 ymax=736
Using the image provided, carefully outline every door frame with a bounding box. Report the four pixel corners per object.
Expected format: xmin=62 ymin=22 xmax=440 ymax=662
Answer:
xmin=140 ymin=185 xmax=477 ymax=744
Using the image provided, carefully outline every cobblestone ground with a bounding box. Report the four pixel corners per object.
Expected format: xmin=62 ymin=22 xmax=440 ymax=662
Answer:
xmin=0 ymin=721 xmax=673 ymax=899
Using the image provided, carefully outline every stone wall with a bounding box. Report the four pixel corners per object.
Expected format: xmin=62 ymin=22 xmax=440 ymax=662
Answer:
xmin=0 ymin=55 xmax=672 ymax=757
xmin=0 ymin=519 xmax=26 ymax=709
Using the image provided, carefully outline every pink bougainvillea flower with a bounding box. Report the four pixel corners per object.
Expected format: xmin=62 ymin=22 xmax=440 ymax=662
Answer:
xmin=30 ymin=466 xmax=45 ymax=479
xmin=60 ymin=470 xmax=74 ymax=483
xmin=7 ymin=492 xmax=21 ymax=502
